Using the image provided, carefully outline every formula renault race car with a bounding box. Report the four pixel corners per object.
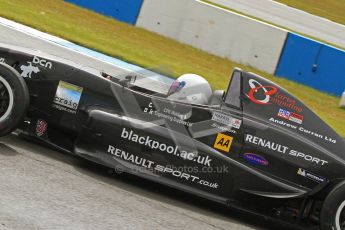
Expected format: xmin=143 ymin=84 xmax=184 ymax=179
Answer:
xmin=0 ymin=43 xmax=345 ymax=230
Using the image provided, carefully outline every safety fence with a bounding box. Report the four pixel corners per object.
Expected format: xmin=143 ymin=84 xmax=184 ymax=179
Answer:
xmin=65 ymin=0 xmax=345 ymax=96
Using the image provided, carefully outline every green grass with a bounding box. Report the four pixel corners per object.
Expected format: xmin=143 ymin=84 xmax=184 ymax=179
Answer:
xmin=275 ymin=0 xmax=345 ymax=26
xmin=0 ymin=0 xmax=344 ymax=136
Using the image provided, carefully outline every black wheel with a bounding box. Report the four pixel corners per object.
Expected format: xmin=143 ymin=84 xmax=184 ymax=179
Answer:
xmin=0 ymin=62 xmax=29 ymax=137
xmin=320 ymin=181 xmax=345 ymax=230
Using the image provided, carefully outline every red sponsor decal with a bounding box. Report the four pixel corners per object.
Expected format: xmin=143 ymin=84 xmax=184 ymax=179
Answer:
xmin=247 ymin=79 xmax=303 ymax=113
xmin=248 ymin=85 xmax=278 ymax=105
xmin=289 ymin=113 xmax=304 ymax=124
xmin=36 ymin=119 xmax=47 ymax=137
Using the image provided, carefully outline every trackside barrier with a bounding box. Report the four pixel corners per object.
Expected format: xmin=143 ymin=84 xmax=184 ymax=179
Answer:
xmin=276 ymin=33 xmax=345 ymax=96
xmin=136 ymin=0 xmax=288 ymax=74
xmin=63 ymin=0 xmax=345 ymax=98
xmin=65 ymin=0 xmax=144 ymax=25
xmin=340 ymin=92 xmax=345 ymax=108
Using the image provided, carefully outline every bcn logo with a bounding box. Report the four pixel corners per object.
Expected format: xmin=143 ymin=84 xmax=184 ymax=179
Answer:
xmin=33 ymin=56 xmax=53 ymax=69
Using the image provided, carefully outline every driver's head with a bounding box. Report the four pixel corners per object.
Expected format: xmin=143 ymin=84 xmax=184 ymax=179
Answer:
xmin=167 ymin=74 xmax=212 ymax=105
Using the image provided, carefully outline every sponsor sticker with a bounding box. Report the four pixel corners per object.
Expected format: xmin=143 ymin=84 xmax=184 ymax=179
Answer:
xmin=212 ymin=112 xmax=242 ymax=129
xmin=297 ymin=168 xmax=326 ymax=183
xmin=247 ymin=79 xmax=278 ymax=105
xmin=31 ymin=56 xmax=53 ymax=69
xmin=108 ymin=145 xmax=155 ymax=169
xmin=245 ymin=134 xmax=328 ymax=166
xmin=121 ymin=128 xmax=212 ymax=167
xmin=269 ymin=117 xmax=337 ymax=144
xmin=277 ymin=108 xmax=303 ymax=124
xmin=289 ymin=113 xmax=304 ymax=124
xmin=163 ymin=107 xmax=192 ymax=121
xmin=214 ymin=133 xmax=233 ymax=152
xmin=143 ymin=102 xmax=193 ymax=127
xmin=155 ymin=165 xmax=219 ymax=189
xmin=243 ymin=153 xmax=269 ymax=166
xmin=247 ymin=79 xmax=302 ymax=113
xmin=20 ymin=56 xmax=53 ymax=78
xmin=211 ymin=123 xmax=237 ymax=134
xmin=52 ymin=81 xmax=83 ymax=114
xmin=108 ymin=145 xmax=219 ymax=189
xmin=20 ymin=62 xmax=40 ymax=78
xmin=36 ymin=119 xmax=48 ymax=137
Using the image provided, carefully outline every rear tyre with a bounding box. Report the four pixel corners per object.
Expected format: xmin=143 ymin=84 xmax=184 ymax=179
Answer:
xmin=0 ymin=62 xmax=29 ymax=137
xmin=320 ymin=181 xmax=345 ymax=230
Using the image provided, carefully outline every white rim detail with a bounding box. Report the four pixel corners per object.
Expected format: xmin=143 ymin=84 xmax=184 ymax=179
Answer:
xmin=0 ymin=75 xmax=14 ymax=123
xmin=336 ymin=201 xmax=345 ymax=230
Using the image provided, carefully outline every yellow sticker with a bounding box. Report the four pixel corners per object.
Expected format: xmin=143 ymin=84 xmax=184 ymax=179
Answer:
xmin=214 ymin=133 xmax=233 ymax=152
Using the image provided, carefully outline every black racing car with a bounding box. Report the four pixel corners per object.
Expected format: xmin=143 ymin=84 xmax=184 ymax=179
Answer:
xmin=0 ymin=43 xmax=344 ymax=230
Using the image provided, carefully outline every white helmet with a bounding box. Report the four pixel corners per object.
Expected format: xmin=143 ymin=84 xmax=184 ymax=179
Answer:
xmin=167 ymin=74 xmax=212 ymax=105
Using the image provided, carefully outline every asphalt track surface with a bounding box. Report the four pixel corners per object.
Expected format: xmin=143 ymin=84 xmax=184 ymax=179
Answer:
xmin=209 ymin=0 xmax=345 ymax=48
xmin=0 ymin=23 xmax=296 ymax=230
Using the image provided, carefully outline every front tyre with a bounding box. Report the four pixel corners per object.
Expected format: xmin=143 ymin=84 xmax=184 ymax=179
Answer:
xmin=320 ymin=181 xmax=345 ymax=230
xmin=0 ymin=62 xmax=29 ymax=137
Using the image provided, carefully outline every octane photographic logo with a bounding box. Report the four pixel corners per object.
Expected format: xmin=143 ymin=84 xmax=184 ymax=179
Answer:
xmin=107 ymin=145 xmax=219 ymax=189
